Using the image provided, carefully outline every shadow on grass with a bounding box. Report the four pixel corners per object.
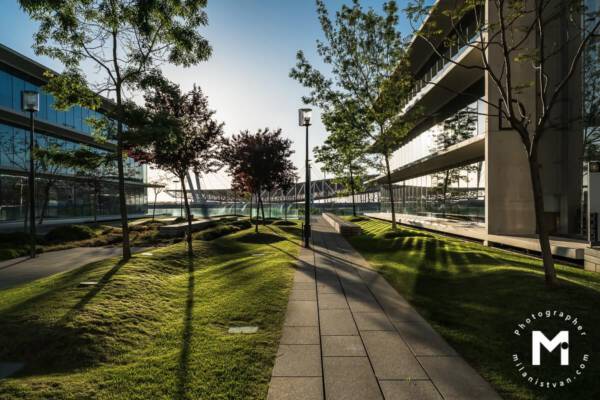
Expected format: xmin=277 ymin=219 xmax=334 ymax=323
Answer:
xmin=367 ymin=231 xmax=600 ymax=400
xmin=176 ymin=258 xmax=195 ymax=400
xmin=59 ymin=259 xmax=128 ymax=323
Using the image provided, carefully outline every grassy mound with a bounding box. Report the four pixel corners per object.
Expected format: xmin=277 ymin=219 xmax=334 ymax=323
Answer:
xmin=0 ymin=223 xmax=302 ymax=399
xmin=44 ymin=225 xmax=96 ymax=243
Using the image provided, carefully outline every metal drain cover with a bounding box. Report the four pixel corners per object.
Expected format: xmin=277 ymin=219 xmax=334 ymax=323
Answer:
xmin=228 ymin=326 xmax=259 ymax=334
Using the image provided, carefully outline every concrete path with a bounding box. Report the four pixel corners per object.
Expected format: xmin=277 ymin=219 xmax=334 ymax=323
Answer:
xmin=267 ymin=217 xmax=501 ymax=400
xmin=0 ymin=246 xmax=145 ymax=290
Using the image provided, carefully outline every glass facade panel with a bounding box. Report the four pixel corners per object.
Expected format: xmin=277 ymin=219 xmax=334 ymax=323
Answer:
xmin=380 ymin=161 xmax=485 ymax=222
xmin=0 ymin=174 xmax=147 ymax=222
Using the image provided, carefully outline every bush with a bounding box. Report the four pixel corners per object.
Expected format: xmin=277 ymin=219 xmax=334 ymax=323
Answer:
xmin=348 ymin=216 xmax=369 ymax=222
xmin=0 ymin=232 xmax=33 ymax=245
xmin=272 ymin=220 xmax=296 ymax=226
xmin=193 ymin=224 xmax=242 ymax=241
xmin=232 ymin=219 xmax=252 ymax=230
xmin=173 ymin=216 xmax=198 ymax=224
xmin=45 ymin=224 xmax=97 ymax=243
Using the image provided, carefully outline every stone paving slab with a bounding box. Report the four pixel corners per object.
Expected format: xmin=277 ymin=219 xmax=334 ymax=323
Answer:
xmin=317 ymin=293 xmax=349 ymax=309
xmin=268 ymin=216 xmax=500 ymax=400
xmin=272 ymin=345 xmax=322 ymax=377
xmin=267 ymin=377 xmax=323 ymax=400
xmin=393 ymin=320 xmax=457 ymax=356
xmin=353 ymin=312 xmax=395 ymax=331
xmin=323 ymin=357 xmax=383 ymax=400
xmin=417 ymin=356 xmax=502 ymax=399
xmin=289 ymin=289 xmax=317 ymax=301
xmin=320 ymin=309 xmax=358 ymax=336
xmin=322 ymin=335 xmax=366 ymax=357
xmin=280 ymin=326 xmax=320 ymax=345
xmin=379 ymin=380 xmax=443 ymax=400
xmin=361 ymin=330 xmax=429 ymax=380
xmin=284 ymin=301 xmax=318 ymax=327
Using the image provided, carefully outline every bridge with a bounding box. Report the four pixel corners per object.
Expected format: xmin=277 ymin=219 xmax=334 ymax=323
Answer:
xmin=165 ymin=172 xmax=379 ymax=204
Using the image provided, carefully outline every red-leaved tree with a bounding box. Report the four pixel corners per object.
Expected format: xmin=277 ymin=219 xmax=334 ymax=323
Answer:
xmin=126 ymin=76 xmax=223 ymax=257
xmin=221 ymin=129 xmax=295 ymax=233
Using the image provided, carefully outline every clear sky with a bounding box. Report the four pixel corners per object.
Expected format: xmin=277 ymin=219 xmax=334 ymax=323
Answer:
xmin=0 ymin=0 xmax=414 ymax=191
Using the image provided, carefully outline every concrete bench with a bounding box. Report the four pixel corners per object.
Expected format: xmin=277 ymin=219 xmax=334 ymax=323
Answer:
xmin=158 ymin=217 xmax=224 ymax=237
xmin=322 ymin=213 xmax=362 ymax=237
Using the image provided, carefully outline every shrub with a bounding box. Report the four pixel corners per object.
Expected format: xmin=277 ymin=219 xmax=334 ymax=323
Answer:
xmin=232 ymin=219 xmax=252 ymax=229
xmin=272 ymin=220 xmax=296 ymax=226
xmin=193 ymin=224 xmax=242 ymax=241
xmin=348 ymin=216 xmax=369 ymax=222
xmin=45 ymin=224 xmax=97 ymax=243
xmin=0 ymin=232 xmax=33 ymax=245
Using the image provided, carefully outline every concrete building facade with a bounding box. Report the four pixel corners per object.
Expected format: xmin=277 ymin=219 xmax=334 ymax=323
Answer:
xmin=372 ymin=0 xmax=597 ymax=247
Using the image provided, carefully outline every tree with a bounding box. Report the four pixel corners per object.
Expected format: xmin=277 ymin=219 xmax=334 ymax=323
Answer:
xmin=221 ymin=129 xmax=296 ymax=233
xmin=430 ymin=106 xmax=479 ymax=216
xmin=405 ymin=0 xmax=600 ymax=286
xmin=290 ymin=0 xmax=414 ymax=230
xmin=126 ymin=79 xmax=223 ymax=257
xmin=148 ymin=170 xmax=170 ymax=222
xmin=314 ymin=103 xmax=375 ymax=217
xmin=20 ymin=0 xmax=212 ymax=260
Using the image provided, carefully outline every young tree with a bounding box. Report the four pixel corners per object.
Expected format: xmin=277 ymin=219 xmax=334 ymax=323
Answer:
xmin=314 ymin=105 xmax=375 ymax=216
xmin=127 ymin=79 xmax=224 ymax=257
xmin=405 ymin=0 xmax=600 ymax=286
xmin=430 ymin=106 xmax=479 ymax=216
xmin=148 ymin=170 xmax=170 ymax=222
xmin=290 ymin=0 xmax=414 ymax=230
xmin=20 ymin=0 xmax=212 ymax=260
xmin=221 ymin=129 xmax=296 ymax=233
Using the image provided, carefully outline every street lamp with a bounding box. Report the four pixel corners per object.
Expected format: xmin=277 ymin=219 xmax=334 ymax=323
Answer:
xmin=22 ymin=90 xmax=39 ymax=258
xmin=299 ymin=108 xmax=312 ymax=248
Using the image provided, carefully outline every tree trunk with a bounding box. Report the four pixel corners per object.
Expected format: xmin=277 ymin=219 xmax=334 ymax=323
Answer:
xmin=349 ymin=165 xmax=357 ymax=217
xmin=384 ymin=153 xmax=397 ymax=230
xmin=152 ymin=191 xmax=158 ymax=221
xmin=115 ymin=92 xmax=131 ymax=260
xmin=252 ymin=192 xmax=258 ymax=233
xmin=259 ymin=192 xmax=266 ymax=225
xmin=528 ymin=149 xmax=558 ymax=287
xmin=93 ymin=183 xmax=99 ymax=222
xmin=38 ymin=182 xmax=51 ymax=225
xmin=181 ymin=177 xmax=193 ymax=257
xmin=442 ymin=170 xmax=450 ymax=218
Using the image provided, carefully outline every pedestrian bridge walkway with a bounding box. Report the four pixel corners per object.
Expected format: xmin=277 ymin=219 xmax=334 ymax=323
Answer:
xmin=267 ymin=216 xmax=500 ymax=400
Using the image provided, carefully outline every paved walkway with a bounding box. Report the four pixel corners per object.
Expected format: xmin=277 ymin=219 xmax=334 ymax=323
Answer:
xmin=0 ymin=246 xmax=145 ymax=290
xmin=267 ymin=217 xmax=501 ymax=400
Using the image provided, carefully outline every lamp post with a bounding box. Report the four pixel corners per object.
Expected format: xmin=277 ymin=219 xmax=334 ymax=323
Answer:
xmin=299 ymin=108 xmax=312 ymax=248
xmin=22 ymin=90 xmax=39 ymax=258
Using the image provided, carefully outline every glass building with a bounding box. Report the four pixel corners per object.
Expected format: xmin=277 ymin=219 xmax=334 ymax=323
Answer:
xmin=0 ymin=44 xmax=148 ymax=224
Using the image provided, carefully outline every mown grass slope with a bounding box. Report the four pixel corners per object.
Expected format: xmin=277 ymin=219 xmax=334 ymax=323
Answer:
xmin=0 ymin=222 xmax=301 ymax=399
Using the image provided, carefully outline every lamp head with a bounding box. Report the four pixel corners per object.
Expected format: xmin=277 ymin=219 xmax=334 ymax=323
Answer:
xmin=22 ymin=90 xmax=39 ymax=113
xmin=298 ymin=108 xmax=312 ymax=126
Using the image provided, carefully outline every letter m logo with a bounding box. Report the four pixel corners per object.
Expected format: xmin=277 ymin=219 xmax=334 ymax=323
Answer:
xmin=532 ymin=331 xmax=569 ymax=366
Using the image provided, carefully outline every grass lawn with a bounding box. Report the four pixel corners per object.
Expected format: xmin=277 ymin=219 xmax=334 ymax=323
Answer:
xmin=346 ymin=217 xmax=600 ymax=400
xmin=0 ymin=221 xmax=301 ymax=399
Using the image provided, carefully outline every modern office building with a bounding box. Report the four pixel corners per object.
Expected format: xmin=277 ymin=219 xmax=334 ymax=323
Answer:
xmin=0 ymin=44 xmax=148 ymax=225
xmin=371 ymin=0 xmax=598 ymax=255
